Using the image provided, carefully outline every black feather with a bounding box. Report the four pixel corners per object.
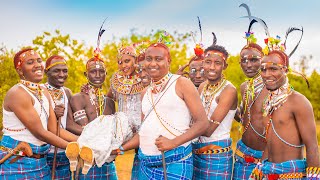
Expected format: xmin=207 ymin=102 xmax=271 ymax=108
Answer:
xmin=284 ymin=27 xmax=303 ymax=58
xmin=97 ymin=18 xmax=108 ymax=48
xmin=239 ymin=3 xmax=252 ymax=22
xmin=211 ymin=32 xmax=217 ymax=46
xmin=197 ymin=16 xmax=203 ymax=42
xmin=241 ymin=16 xmax=269 ymax=36
xmin=248 ymin=19 xmax=257 ymax=32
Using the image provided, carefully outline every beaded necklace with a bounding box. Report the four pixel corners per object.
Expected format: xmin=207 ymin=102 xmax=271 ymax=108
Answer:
xmin=148 ymin=74 xmax=182 ymax=136
xmin=81 ymin=83 xmax=105 ymax=117
xmin=44 ymin=82 xmax=66 ymax=128
xmin=19 ymin=79 xmax=48 ymax=123
xmin=20 ymin=80 xmax=43 ymax=103
xmin=44 ymin=83 xmax=65 ymax=105
xmin=243 ymin=72 xmax=264 ymax=113
xmin=111 ymin=72 xmax=144 ymax=95
xmin=241 ymin=74 xmax=265 ymax=137
xmin=263 ymin=78 xmax=304 ymax=148
xmin=150 ymin=73 xmax=173 ymax=94
xmin=201 ymin=78 xmax=227 ymax=114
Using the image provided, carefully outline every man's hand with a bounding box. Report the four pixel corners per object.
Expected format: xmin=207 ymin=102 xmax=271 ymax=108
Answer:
xmin=176 ymin=63 xmax=189 ymax=75
xmin=54 ymin=104 xmax=65 ymax=119
xmin=155 ymin=136 xmax=178 ymax=151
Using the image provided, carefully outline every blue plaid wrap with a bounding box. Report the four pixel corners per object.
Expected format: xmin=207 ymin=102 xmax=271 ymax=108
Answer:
xmin=233 ymin=139 xmax=263 ymax=180
xmin=138 ymin=144 xmax=193 ymax=180
xmin=131 ymin=150 xmax=140 ymax=180
xmin=192 ymin=138 xmax=233 ymax=180
xmin=47 ymin=151 xmax=70 ymax=180
xmin=261 ymin=158 xmax=307 ymax=179
xmin=0 ymin=135 xmax=51 ymax=179
xmin=78 ymin=161 xmax=118 ymax=180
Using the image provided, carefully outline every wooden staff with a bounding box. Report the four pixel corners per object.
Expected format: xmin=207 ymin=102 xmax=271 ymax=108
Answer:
xmin=51 ymin=117 xmax=62 ymax=180
xmin=161 ymin=151 xmax=168 ymax=180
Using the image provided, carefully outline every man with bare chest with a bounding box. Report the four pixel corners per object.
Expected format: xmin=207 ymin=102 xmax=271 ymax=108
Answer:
xmin=233 ymin=38 xmax=268 ymax=179
xmin=69 ymin=57 xmax=117 ymax=179
xmin=250 ymin=31 xmax=320 ymax=179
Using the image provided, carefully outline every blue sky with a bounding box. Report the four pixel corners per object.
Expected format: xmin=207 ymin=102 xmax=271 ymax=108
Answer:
xmin=1 ymin=0 xmax=320 ymax=73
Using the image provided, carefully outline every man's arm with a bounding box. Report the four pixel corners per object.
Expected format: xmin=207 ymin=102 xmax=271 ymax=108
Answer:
xmin=7 ymin=87 xmax=68 ymax=149
xmin=234 ymin=82 xmax=246 ymax=123
xmin=67 ymin=93 xmax=88 ymax=133
xmin=293 ymin=93 xmax=320 ymax=167
xmin=156 ymin=77 xmax=209 ymax=151
xmin=204 ymin=85 xmax=238 ymax=137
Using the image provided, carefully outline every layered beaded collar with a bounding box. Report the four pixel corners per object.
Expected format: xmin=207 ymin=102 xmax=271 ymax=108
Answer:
xmin=243 ymin=72 xmax=264 ymax=113
xmin=262 ymin=77 xmax=292 ymax=117
xmin=202 ymin=77 xmax=227 ymax=112
xmin=150 ymin=73 xmax=173 ymax=94
xmin=81 ymin=83 xmax=104 ymax=116
xmin=44 ymin=82 xmax=64 ymax=105
xmin=111 ymin=72 xmax=144 ymax=95
xmin=20 ymin=80 xmax=43 ymax=102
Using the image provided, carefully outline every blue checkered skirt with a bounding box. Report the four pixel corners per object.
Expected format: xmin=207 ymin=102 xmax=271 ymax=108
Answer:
xmin=233 ymin=139 xmax=263 ymax=180
xmin=192 ymin=138 xmax=233 ymax=180
xmin=138 ymin=144 xmax=193 ymax=180
xmin=78 ymin=161 xmax=118 ymax=180
xmin=131 ymin=150 xmax=140 ymax=180
xmin=47 ymin=151 xmax=70 ymax=180
xmin=0 ymin=135 xmax=51 ymax=179
xmin=261 ymin=158 xmax=306 ymax=178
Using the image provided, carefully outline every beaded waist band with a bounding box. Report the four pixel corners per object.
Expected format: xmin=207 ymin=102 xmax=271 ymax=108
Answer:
xmin=194 ymin=144 xmax=231 ymax=154
xmin=235 ymin=148 xmax=261 ymax=164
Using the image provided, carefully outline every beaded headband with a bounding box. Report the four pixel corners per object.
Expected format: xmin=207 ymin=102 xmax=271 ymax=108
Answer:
xmin=45 ymin=61 xmax=67 ymax=70
xmin=205 ymin=51 xmax=226 ymax=61
xmin=17 ymin=50 xmax=36 ymax=67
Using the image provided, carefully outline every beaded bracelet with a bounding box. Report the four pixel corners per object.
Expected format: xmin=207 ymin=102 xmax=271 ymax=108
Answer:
xmin=209 ymin=119 xmax=221 ymax=125
xmin=306 ymin=167 xmax=320 ymax=178
xmin=116 ymin=146 xmax=125 ymax=155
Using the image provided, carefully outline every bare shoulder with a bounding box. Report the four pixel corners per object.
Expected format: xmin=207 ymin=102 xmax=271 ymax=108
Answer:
xmin=198 ymin=81 xmax=206 ymax=94
xmin=70 ymin=92 xmax=86 ymax=107
xmin=4 ymin=85 xmax=32 ymax=110
xmin=176 ymin=76 xmax=194 ymax=89
xmin=221 ymin=83 xmax=237 ymax=97
xmin=5 ymin=85 xmax=28 ymax=100
xmin=63 ymin=87 xmax=73 ymax=96
xmin=289 ymin=91 xmax=312 ymax=109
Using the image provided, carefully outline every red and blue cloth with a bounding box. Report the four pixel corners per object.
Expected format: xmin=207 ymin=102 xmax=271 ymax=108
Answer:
xmin=233 ymin=139 xmax=263 ymax=180
xmin=0 ymin=135 xmax=51 ymax=179
xmin=138 ymin=144 xmax=193 ymax=180
xmin=260 ymin=159 xmax=306 ymax=180
xmin=47 ymin=152 xmax=70 ymax=180
xmin=78 ymin=161 xmax=118 ymax=180
xmin=192 ymin=138 xmax=233 ymax=180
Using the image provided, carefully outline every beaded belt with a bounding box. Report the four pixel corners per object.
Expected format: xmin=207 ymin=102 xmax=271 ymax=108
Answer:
xmin=0 ymin=146 xmax=44 ymax=159
xmin=267 ymin=172 xmax=306 ymax=179
xmin=194 ymin=144 xmax=231 ymax=154
xmin=235 ymin=149 xmax=261 ymax=164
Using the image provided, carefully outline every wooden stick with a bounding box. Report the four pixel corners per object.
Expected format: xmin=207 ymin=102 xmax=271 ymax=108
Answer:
xmin=161 ymin=151 xmax=167 ymax=180
xmin=51 ymin=117 xmax=61 ymax=180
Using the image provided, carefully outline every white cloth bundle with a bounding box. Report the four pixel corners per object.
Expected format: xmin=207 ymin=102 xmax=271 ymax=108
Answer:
xmin=77 ymin=112 xmax=133 ymax=167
